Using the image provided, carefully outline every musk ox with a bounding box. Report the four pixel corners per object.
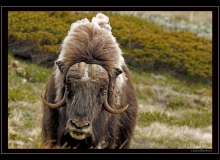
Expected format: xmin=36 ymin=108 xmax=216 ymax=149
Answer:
xmin=41 ymin=13 xmax=138 ymax=149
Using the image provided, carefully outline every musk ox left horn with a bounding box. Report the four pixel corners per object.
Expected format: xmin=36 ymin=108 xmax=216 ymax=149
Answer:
xmin=41 ymin=90 xmax=67 ymax=109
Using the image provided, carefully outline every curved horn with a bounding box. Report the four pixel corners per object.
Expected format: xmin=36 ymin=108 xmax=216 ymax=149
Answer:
xmin=103 ymin=94 xmax=128 ymax=114
xmin=41 ymin=91 xmax=67 ymax=109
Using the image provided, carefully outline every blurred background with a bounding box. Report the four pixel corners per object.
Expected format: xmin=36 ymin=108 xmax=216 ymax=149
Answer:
xmin=8 ymin=11 xmax=212 ymax=149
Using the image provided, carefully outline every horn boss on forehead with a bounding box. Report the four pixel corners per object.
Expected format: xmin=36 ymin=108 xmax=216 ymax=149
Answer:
xmin=41 ymin=62 xmax=109 ymax=109
xmin=66 ymin=62 xmax=109 ymax=80
xmin=66 ymin=62 xmax=128 ymax=114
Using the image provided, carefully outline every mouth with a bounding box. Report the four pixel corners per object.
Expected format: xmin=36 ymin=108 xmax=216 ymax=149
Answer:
xmin=69 ymin=130 xmax=87 ymax=140
xmin=73 ymin=131 xmax=84 ymax=136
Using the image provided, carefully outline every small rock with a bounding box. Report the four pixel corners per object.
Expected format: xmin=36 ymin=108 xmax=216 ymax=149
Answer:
xmin=21 ymin=78 xmax=27 ymax=84
xmin=138 ymin=104 xmax=143 ymax=109
xmin=11 ymin=60 xmax=19 ymax=68
xmin=16 ymin=67 xmax=26 ymax=77
xmin=195 ymin=88 xmax=206 ymax=94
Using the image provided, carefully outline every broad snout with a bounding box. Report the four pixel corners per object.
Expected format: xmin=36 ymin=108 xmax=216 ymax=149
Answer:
xmin=66 ymin=118 xmax=92 ymax=140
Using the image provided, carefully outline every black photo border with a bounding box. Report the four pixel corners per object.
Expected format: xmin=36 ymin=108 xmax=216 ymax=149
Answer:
xmin=1 ymin=6 xmax=219 ymax=154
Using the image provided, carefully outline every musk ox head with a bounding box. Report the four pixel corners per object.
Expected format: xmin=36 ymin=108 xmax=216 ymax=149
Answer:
xmin=41 ymin=13 xmax=128 ymax=145
xmin=42 ymin=62 xmax=127 ymax=140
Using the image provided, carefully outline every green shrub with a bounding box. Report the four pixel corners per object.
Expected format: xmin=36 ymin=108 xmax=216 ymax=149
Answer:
xmin=110 ymin=15 xmax=212 ymax=81
xmin=138 ymin=109 xmax=212 ymax=128
xmin=8 ymin=53 xmax=53 ymax=103
xmin=8 ymin=11 xmax=73 ymax=54
xmin=177 ymin=110 xmax=212 ymax=128
xmin=8 ymin=11 xmax=212 ymax=82
xmin=138 ymin=111 xmax=174 ymax=127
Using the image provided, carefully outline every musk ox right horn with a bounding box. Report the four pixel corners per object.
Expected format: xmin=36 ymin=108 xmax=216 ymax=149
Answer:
xmin=41 ymin=90 xmax=67 ymax=109
xmin=103 ymin=92 xmax=128 ymax=114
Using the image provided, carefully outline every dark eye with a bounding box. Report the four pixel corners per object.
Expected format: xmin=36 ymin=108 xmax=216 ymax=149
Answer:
xmin=67 ymin=90 xmax=75 ymax=99
xmin=66 ymin=79 xmax=72 ymax=91
xmin=66 ymin=84 xmax=70 ymax=91
xmin=67 ymin=79 xmax=71 ymax=84
xmin=102 ymin=92 xmax=106 ymax=96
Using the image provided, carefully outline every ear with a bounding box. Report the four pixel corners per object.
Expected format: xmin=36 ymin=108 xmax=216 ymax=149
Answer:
xmin=112 ymin=68 xmax=123 ymax=78
xmin=55 ymin=60 xmax=65 ymax=73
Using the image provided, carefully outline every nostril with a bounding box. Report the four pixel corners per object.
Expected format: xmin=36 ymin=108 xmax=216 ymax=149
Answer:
xmin=83 ymin=122 xmax=90 ymax=128
xmin=71 ymin=120 xmax=79 ymax=129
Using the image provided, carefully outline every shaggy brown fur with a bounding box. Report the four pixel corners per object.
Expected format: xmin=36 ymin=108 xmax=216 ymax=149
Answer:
xmin=42 ymin=13 xmax=138 ymax=149
xmin=54 ymin=13 xmax=126 ymax=103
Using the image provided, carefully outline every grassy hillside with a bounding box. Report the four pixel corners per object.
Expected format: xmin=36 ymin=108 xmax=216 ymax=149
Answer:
xmin=8 ymin=53 xmax=51 ymax=148
xmin=8 ymin=11 xmax=212 ymax=82
xmin=8 ymin=53 xmax=212 ymax=149
xmin=130 ymin=70 xmax=212 ymax=148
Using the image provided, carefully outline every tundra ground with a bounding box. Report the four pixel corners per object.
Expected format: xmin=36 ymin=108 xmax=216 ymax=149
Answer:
xmin=8 ymin=54 xmax=212 ymax=149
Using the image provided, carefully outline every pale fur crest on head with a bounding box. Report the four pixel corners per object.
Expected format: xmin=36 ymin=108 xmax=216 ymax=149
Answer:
xmin=54 ymin=13 xmax=127 ymax=106
xmin=92 ymin=13 xmax=112 ymax=33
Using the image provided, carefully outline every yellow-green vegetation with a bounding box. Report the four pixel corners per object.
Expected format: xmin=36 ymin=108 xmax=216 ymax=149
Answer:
xmin=8 ymin=54 xmax=212 ymax=149
xmin=8 ymin=11 xmax=71 ymax=54
xmin=8 ymin=11 xmax=212 ymax=82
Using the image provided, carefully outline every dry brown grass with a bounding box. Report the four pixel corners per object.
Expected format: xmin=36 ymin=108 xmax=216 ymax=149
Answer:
xmin=131 ymin=122 xmax=212 ymax=149
xmin=8 ymin=101 xmax=43 ymax=149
